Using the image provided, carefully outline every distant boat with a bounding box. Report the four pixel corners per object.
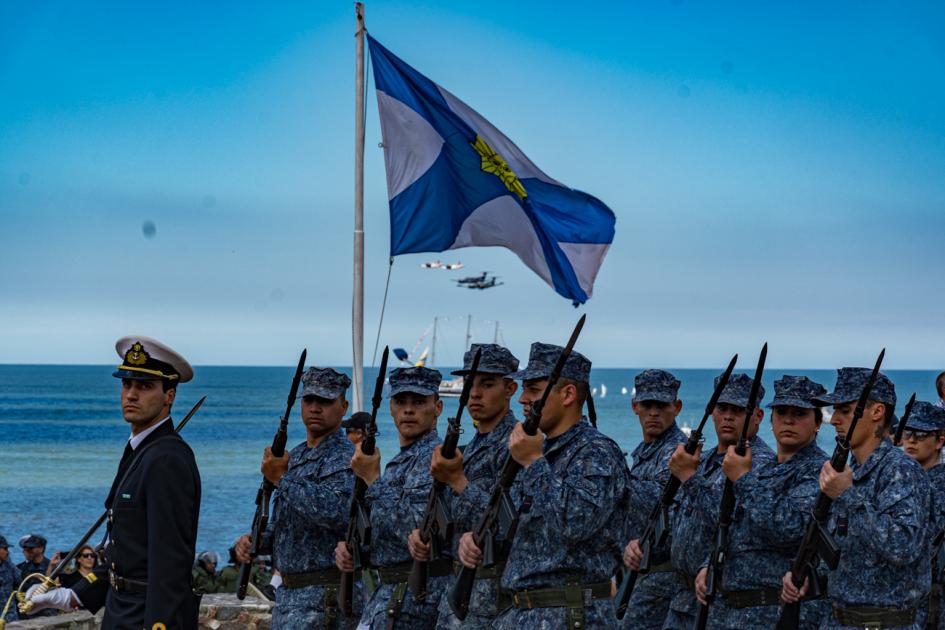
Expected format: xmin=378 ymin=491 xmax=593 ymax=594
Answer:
xmin=599 ymin=384 xmax=607 ymax=399
xmin=620 ymin=387 xmax=628 ymax=395
xmin=681 ymin=423 xmax=693 ymax=438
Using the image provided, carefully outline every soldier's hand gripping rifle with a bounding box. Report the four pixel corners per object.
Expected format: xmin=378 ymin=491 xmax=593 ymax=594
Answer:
xmin=236 ymin=349 xmax=307 ymax=600
xmin=613 ymin=354 xmax=738 ymax=620
xmin=447 ymin=315 xmax=586 ymax=621
xmin=693 ymin=343 xmax=767 ymax=630
xmin=775 ymin=349 xmax=885 ymax=630
xmin=338 ymin=346 xmax=389 ymax=617
xmin=11 ymin=396 xmax=206 ymax=619
xmin=408 ymin=348 xmax=482 ymax=601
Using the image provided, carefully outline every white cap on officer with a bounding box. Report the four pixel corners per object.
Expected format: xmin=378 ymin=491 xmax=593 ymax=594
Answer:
xmin=113 ymin=335 xmax=194 ymax=384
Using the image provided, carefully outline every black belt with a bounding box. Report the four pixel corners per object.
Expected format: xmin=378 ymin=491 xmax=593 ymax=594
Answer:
xmin=722 ymin=587 xmax=823 ymax=609
xmin=375 ymin=560 xmax=451 ymax=584
xmin=453 ymin=561 xmax=506 ymax=580
xmin=832 ymin=604 xmax=916 ymax=628
xmin=646 ymin=560 xmax=674 ymax=574
xmin=282 ymin=567 xmax=343 ymax=589
xmin=500 ymin=581 xmax=612 ymax=609
xmin=108 ymin=570 xmax=147 ymax=594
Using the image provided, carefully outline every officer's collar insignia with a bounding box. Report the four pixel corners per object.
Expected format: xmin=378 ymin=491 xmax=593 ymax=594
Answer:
xmin=125 ymin=342 xmax=150 ymax=366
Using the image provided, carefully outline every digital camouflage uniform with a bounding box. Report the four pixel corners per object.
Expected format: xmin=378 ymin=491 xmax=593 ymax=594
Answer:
xmin=264 ymin=367 xmax=358 ymax=629
xmin=492 ymin=343 xmax=632 ymax=630
xmin=664 ymin=374 xmax=775 ymax=630
xmin=713 ymin=376 xmax=831 ymax=630
xmin=900 ymin=400 xmax=945 ymax=630
xmin=434 ymin=344 xmax=520 ymax=629
xmin=1 ymin=536 xmax=21 ymax=624
xmin=359 ymin=366 xmax=447 ymax=630
xmin=621 ymin=369 xmax=687 ymax=630
xmin=814 ymin=368 xmax=931 ymax=630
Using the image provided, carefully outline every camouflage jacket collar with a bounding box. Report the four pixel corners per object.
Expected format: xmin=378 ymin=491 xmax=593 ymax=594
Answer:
xmin=390 ymin=427 xmax=440 ymax=465
xmin=292 ymin=426 xmax=347 ymax=465
xmin=544 ymin=416 xmax=591 ymax=459
xmin=851 ymin=438 xmax=893 ymax=481
xmin=631 ymin=422 xmax=685 ymax=462
xmin=758 ymin=439 xmax=827 ymax=478
xmin=465 ymin=409 xmax=517 ymax=463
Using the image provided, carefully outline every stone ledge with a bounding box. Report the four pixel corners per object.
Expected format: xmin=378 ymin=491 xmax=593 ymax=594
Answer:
xmin=5 ymin=593 xmax=274 ymax=630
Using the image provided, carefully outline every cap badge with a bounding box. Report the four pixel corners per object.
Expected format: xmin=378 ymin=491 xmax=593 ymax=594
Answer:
xmin=125 ymin=342 xmax=150 ymax=366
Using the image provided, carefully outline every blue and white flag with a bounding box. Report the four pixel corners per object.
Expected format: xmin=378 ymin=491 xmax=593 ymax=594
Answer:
xmin=368 ymin=36 xmax=615 ymax=305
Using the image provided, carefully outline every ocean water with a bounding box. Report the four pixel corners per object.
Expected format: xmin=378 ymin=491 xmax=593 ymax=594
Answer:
xmin=0 ymin=364 xmax=940 ymax=561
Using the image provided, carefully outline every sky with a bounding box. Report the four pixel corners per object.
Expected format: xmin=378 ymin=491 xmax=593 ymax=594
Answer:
xmin=1 ymin=1 xmax=943 ymax=370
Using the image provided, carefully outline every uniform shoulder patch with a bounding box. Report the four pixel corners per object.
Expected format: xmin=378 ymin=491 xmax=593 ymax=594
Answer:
xmin=86 ymin=572 xmax=97 ymax=583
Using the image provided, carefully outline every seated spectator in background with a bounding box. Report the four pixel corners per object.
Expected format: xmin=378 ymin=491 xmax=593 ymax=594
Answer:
xmin=193 ymin=551 xmax=219 ymax=594
xmin=17 ymin=534 xmax=57 ymax=618
xmin=214 ymin=548 xmax=273 ymax=595
xmin=342 ymin=411 xmax=371 ymax=445
xmin=1 ymin=535 xmax=21 ymax=623
xmin=55 ymin=545 xmax=99 ymax=592
xmin=216 ymin=547 xmax=240 ymax=593
xmin=936 ymin=372 xmax=945 ymax=409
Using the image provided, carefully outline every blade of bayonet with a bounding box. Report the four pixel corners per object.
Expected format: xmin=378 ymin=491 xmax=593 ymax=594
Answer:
xmin=893 ymin=392 xmax=917 ymax=446
xmin=174 ymin=395 xmax=207 ymax=433
xmin=286 ymin=349 xmax=308 ymax=408
xmin=538 ymin=314 xmax=586 ymax=402
xmin=455 ymin=348 xmax=482 ymax=423
xmin=738 ymin=343 xmax=768 ymax=445
xmin=696 ymin=354 xmax=738 ymax=434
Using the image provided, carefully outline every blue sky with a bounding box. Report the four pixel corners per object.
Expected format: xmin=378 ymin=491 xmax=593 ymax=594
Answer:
xmin=1 ymin=1 xmax=943 ymax=369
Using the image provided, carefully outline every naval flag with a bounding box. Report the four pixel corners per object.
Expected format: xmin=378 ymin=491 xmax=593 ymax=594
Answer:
xmin=368 ymin=36 xmax=615 ymax=305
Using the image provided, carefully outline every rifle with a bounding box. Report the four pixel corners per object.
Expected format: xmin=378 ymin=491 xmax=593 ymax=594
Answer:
xmin=694 ymin=343 xmax=767 ymax=630
xmin=613 ymin=354 xmax=738 ymax=619
xmin=892 ymin=392 xmax=917 ymax=446
xmin=408 ymin=348 xmax=482 ymax=601
xmin=447 ymin=315 xmax=586 ymax=620
xmin=587 ymin=391 xmax=597 ymax=428
xmin=17 ymin=396 xmax=206 ymax=614
xmin=237 ymin=349 xmax=307 ymax=600
xmin=338 ymin=346 xmax=389 ymax=617
xmin=775 ymin=349 xmax=885 ymax=630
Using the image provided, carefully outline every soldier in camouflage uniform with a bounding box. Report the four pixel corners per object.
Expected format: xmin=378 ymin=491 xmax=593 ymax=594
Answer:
xmin=456 ymin=342 xmax=632 ymax=630
xmin=782 ymin=368 xmax=932 ymax=629
xmin=0 ymin=535 xmax=21 ymax=623
xmin=620 ymin=369 xmax=687 ymax=629
xmin=192 ymin=551 xmax=220 ymax=594
xmin=663 ymin=373 xmax=775 ymax=630
xmin=335 ymin=366 xmax=447 ymax=629
xmin=235 ymin=366 xmax=358 ymax=628
xmin=405 ymin=344 xmax=520 ymax=628
xmin=693 ymin=376 xmax=830 ymax=629
xmin=898 ymin=401 xmax=945 ymax=629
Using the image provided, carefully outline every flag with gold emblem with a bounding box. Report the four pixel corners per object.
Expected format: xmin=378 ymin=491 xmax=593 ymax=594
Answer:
xmin=368 ymin=36 xmax=615 ymax=305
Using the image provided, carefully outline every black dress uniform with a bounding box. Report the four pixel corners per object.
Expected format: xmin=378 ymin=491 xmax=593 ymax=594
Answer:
xmin=71 ymin=336 xmax=202 ymax=630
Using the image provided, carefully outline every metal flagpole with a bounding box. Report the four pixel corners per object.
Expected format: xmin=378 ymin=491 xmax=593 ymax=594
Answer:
xmin=352 ymin=2 xmax=366 ymax=412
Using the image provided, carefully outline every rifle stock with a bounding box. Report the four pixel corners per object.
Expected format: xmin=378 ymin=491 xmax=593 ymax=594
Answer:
xmin=338 ymin=347 xmax=389 ymax=617
xmin=613 ymin=354 xmax=738 ymax=620
xmin=447 ymin=316 xmax=586 ymax=620
xmin=776 ymin=349 xmax=885 ymax=630
xmin=237 ymin=349 xmax=307 ymax=600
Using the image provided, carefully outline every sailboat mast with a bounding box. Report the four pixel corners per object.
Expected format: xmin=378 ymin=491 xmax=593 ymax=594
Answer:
xmin=465 ymin=314 xmax=472 ymax=351
xmin=493 ymin=320 xmax=499 ymax=343
xmin=432 ymin=316 xmax=438 ymax=367
xmin=352 ymin=2 xmax=366 ymax=411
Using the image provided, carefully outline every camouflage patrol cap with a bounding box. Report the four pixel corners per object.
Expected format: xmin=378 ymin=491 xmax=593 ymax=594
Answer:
xmin=902 ymin=401 xmax=945 ymax=432
xmin=0 ymin=535 xmax=8 ymax=549
xmin=298 ymin=367 xmax=351 ymax=400
xmin=389 ymin=366 xmax=443 ymax=397
xmin=632 ymin=369 xmax=681 ymax=403
xmin=507 ymin=342 xmax=591 ymax=384
xmin=766 ymin=375 xmax=827 ymax=409
xmin=715 ymin=373 xmax=765 ymax=409
xmin=18 ymin=534 xmax=46 ymax=549
xmin=451 ymin=343 xmax=519 ymax=377
xmin=814 ymin=367 xmax=897 ymax=408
